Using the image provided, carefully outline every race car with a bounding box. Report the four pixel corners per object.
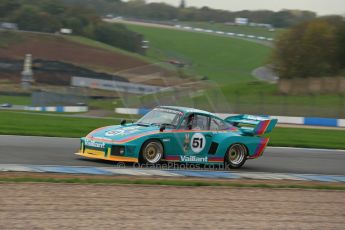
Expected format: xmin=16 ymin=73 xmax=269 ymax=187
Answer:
xmin=75 ymin=106 xmax=277 ymax=168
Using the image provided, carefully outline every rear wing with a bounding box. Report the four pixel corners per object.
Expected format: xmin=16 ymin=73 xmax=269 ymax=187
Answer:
xmin=225 ymin=115 xmax=278 ymax=136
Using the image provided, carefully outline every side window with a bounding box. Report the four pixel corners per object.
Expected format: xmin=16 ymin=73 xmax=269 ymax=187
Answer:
xmin=210 ymin=118 xmax=230 ymax=130
xmin=219 ymin=120 xmax=231 ymax=130
xmin=181 ymin=114 xmax=210 ymax=130
xmin=193 ymin=115 xmax=209 ymax=130
xmin=180 ymin=117 xmax=188 ymax=129
xmin=210 ymin=118 xmax=221 ymax=130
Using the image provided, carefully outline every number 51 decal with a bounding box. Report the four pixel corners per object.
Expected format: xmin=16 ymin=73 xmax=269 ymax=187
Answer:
xmin=190 ymin=133 xmax=206 ymax=153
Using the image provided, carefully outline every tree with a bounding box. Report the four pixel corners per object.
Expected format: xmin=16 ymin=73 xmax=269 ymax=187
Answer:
xmin=273 ymin=18 xmax=340 ymax=79
xmin=179 ymin=0 xmax=185 ymax=9
xmin=57 ymin=0 xmax=317 ymax=26
xmin=127 ymin=0 xmax=146 ymax=6
xmin=93 ymin=23 xmax=142 ymax=52
xmin=11 ymin=5 xmax=61 ymax=32
xmin=41 ymin=0 xmax=65 ymax=15
xmin=0 ymin=0 xmax=21 ymax=18
xmin=145 ymin=3 xmax=178 ymax=20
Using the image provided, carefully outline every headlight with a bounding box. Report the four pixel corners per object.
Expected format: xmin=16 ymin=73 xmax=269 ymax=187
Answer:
xmin=80 ymin=140 xmax=85 ymax=153
xmin=119 ymin=147 xmax=125 ymax=155
xmin=111 ymin=146 xmax=125 ymax=156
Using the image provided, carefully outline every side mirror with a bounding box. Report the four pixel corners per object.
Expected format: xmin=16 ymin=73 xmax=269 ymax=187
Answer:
xmin=160 ymin=124 xmax=166 ymax=132
xmin=120 ymin=119 xmax=127 ymax=126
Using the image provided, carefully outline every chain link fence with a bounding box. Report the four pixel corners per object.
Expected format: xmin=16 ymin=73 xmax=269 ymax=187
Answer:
xmin=118 ymin=80 xmax=345 ymax=118
xmin=31 ymin=88 xmax=87 ymax=106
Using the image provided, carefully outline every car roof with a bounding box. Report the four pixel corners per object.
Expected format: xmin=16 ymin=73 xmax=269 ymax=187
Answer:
xmin=158 ymin=106 xmax=219 ymax=118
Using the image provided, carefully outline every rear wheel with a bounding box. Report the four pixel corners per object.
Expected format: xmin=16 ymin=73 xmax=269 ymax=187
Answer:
xmin=225 ymin=144 xmax=248 ymax=169
xmin=141 ymin=140 xmax=163 ymax=164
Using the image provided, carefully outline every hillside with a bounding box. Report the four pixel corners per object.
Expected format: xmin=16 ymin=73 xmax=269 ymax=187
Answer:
xmin=0 ymin=31 xmax=147 ymax=73
xmin=0 ymin=0 xmax=142 ymax=52
xmin=0 ymin=30 xmax=190 ymax=88
xmin=114 ymin=23 xmax=343 ymax=118
xmin=124 ymin=23 xmax=271 ymax=84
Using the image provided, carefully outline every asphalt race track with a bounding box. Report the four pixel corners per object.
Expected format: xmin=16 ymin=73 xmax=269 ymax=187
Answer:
xmin=1 ymin=135 xmax=345 ymax=175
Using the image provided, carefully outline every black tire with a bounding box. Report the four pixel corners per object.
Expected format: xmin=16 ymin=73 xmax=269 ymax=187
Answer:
xmin=225 ymin=144 xmax=248 ymax=169
xmin=140 ymin=140 xmax=163 ymax=164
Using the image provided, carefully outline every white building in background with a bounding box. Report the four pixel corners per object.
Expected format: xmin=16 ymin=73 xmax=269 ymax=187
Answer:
xmin=60 ymin=28 xmax=72 ymax=35
xmin=235 ymin=18 xmax=249 ymax=25
xmin=0 ymin=22 xmax=18 ymax=30
xmin=71 ymin=76 xmax=164 ymax=95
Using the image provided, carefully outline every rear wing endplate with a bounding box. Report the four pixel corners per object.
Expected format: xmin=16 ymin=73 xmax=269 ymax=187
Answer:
xmin=225 ymin=115 xmax=278 ymax=136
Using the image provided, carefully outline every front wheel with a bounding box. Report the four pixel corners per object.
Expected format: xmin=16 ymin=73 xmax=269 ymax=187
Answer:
xmin=225 ymin=144 xmax=248 ymax=169
xmin=141 ymin=140 xmax=163 ymax=164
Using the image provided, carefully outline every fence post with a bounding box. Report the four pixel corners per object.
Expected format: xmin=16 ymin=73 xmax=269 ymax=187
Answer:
xmin=310 ymin=93 xmax=315 ymax=117
xmin=282 ymin=93 xmax=288 ymax=116
xmin=259 ymin=91 xmax=264 ymax=115
xmin=339 ymin=94 xmax=345 ymax=118
xmin=235 ymin=91 xmax=240 ymax=114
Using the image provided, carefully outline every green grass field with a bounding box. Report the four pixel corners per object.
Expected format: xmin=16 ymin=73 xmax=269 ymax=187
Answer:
xmin=125 ymin=24 xmax=271 ymax=83
xmin=268 ymin=128 xmax=345 ymax=149
xmin=1 ymin=111 xmax=344 ymax=149
xmin=0 ymin=111 xmax=121 ymax=137
xmin=0 ymin=96 xmax=31 ymax=105
xmin=0 ymin=95 xmax=127 ymax=113
xmin=179 ymin=21 xmax=285 ymax=38
xmin=211 ymin=82 xmax=345 ymax=117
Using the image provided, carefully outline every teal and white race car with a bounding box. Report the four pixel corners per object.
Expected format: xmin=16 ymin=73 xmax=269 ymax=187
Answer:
xmin=75 ymin=106 xmax=277 ymax=168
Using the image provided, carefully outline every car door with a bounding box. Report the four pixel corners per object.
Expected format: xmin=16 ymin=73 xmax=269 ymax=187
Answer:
xmin=173 ymin=113 xmax=213 ymax=163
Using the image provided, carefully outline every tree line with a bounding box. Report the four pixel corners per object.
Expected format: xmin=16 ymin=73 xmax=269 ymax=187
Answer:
xmin=273 ymin=16 xmax=345 ymax=79
xmin=61 ymin=0 xmax=317 ymax=28
xmin=0 ymin=0 xmax=143 ymax=52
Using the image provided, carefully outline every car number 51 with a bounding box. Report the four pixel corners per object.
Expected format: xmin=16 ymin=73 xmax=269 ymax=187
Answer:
xmin=190 ymin=133 xmax=206 ymax=153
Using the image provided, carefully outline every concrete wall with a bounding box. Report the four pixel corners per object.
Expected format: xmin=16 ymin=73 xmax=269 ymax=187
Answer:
xmin=25 ymin=106 xmax=88 ymax=113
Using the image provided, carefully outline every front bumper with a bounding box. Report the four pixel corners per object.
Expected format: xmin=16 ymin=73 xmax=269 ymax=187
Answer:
xmin=75 ymin=138 xmax=138 ymax=163
xmin=75 ymin=151 xmax=138 ymax=163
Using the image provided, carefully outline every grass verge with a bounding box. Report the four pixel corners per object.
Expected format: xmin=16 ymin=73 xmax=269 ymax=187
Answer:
xmin=0 ymin=176 xmax=344 ymax=190
xmin=0 ymin=95 xmax=31 ymax=105
xmin=1 ymin=111 xmax=344 ymax=149
xmin=0 ymin=111 xmax=123 ymax=137
xmin=269 ymin=127 xmax=345 ymax=149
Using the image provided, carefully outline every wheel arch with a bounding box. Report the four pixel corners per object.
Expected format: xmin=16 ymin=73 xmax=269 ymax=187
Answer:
xmin=224 ymin=142 xmax=249 ymax=169
xmin=224 ymin=142 xmax=249 ymax=159
xmin=218 ymin=135 xmax=261 ymax=158
xmin=139 ymin=138 xmax=165 ymax=161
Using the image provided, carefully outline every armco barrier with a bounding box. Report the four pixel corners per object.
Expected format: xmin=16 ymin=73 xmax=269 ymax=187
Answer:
xmin=115 ymin=108 xmax=150 ymax=115
xmin=25 ymin=106 xmax=88 ymax=113
xmin=115 ymin=108 xmax=345 ymax=127
xmin=304 ymin=117 xmax=338 ymax=127
xmin=175 ymin=24 xmax=274 ymax=42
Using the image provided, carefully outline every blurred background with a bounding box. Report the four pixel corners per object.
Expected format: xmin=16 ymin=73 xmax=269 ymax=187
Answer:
xmin=0 ymin=0 xmax=344 ymax=145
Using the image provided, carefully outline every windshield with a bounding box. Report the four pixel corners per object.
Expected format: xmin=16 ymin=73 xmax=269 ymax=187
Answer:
xmin=136 ymin=108 xmax=183 ymax=127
